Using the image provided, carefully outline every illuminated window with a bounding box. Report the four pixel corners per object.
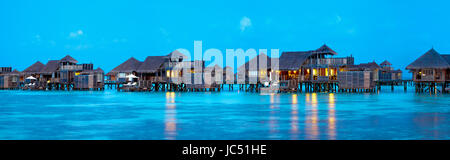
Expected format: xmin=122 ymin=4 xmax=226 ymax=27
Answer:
xmin=313 ymin=69 xmax=317 ymax=76
xmin=166 ymin=70 xmax=171 ymax=77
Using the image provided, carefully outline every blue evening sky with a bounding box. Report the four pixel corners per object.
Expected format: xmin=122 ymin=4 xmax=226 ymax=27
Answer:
xmin=1 ymin=0 xmax=449 ymax=78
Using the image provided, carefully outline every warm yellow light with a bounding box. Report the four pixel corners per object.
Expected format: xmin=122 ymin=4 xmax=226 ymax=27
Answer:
xmin=313 ymin=69 xmax=318 ymax=76
xmin=75 ymin=72 xmax=80 ymax=76
xmin=294 ymin=71 xmax=297 ymax=74
xmin=166 ymin=70 xmax=171 ymax=77
xmin=325 ymin=68 xmax=329 ymax=76
xmin=292 ymin=94 xmax=298 ymax=104
xmin=330 ymin=69 xmax=334 ymax=76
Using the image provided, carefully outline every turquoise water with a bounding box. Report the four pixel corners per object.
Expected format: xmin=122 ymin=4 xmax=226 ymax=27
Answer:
xmin=0 ymin=87 xmax=449 ymax=140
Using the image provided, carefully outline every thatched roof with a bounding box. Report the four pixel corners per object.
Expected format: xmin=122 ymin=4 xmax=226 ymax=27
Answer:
xmin=442 ymin=54 xmax=450 ymax=64
xmin=315 ymin=44 xmax=338 ymax=55
xmin=60 ymin=55 xmax=78 ymax=64
xmin=391 ymin=69 xmax=403 ymax=73
xmin=136 ymin=56 xmax=166 ymax=73
xmin=279 ymin=51 xmax=314 ymax=70
xmin=82 ymin=67 xmax=104 ymax=74
xmin=22 ymin=61 xmax=45 ymax=73
xmin=95 ymin=68 xmax=104 ymax=73
xmin=40 ymin=60 xmax=60 ymax=74
xmin=346 ymin=62 xmax=381 ymax=71
xmin=224 ymin=66 xmax=234 ymax=74
xmin=279 ymin=45 xmax=339 ymax=70
xmin=406 ymin=49 xmax=450 ymax=70
xmin=108 ymin=57 xmax=142 ymax=75
xmin=238 ymin=53 xmax=278 ymax=71
xmin=380 ymin=60 xmax=392 ymax=66
xmin=205 ymin=64 xmax=222 ymax=72
xmin=167 ymin=50 xmax=188 ymax=61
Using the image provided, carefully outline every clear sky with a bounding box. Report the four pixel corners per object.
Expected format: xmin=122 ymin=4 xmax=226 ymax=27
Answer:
xmin=1 ymin=0 xmax=449 ymax=78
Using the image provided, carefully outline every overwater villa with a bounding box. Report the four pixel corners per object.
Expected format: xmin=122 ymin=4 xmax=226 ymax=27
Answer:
xmin=19 ymin=55 xmax=104 ymax=90
xmin=338 ymin=62 xmax=380 ymax=91
xmin=379 ymin=60 xmax=403 ymax=81
xmin=107 ymin=51 xmax=214 ymax=91
xmin=0 ymin=67 xmax=20 ymax=90
xmin=279 ymin=45 xmax=354 ymax=81
xmin=236 ymin=45 xmax=404 ymax=93
xmin=406 ymin=48 xmax=450 ymax=93
xmin=1 ymin=46 xmax=416 ymax=93
xmin=277 ymin=45 xmax=354 ymax=92
xmin=237 ymin=53 xmax=279 ymax=91
xmin=106 ymin=57 xmax=143 ymax=83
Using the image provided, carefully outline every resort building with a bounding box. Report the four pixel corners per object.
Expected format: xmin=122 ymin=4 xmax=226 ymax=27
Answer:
xmin=379 ymin=60 xmax=402 ymax=81
xmin=279 ymin=45 xmax=354 ymax=82
xmin=136 ymin=56 xmax=166 ymax=82
xmin=20 ymin=55 xmax=104 ymax=90
xmin=21 ymin=61 xmax=45 ymax=82
xmin=108 ymin=50 xmax=212 ymax=91
xmin=338 ymin=62 xmax=380 ymax=90
xmin=237 ymin=53 xmax=279 ymax=85
xmin=406 ymin=48 xmax=450 ymax=93
xmin=106 ymin=57 xmax=143 ymax=82
xmin=0 ymin=67 xmax=20 ymax=89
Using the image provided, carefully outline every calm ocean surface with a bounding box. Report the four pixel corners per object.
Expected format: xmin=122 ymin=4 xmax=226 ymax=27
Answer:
xmin=0 ymin=87 xmax=449 ymax=140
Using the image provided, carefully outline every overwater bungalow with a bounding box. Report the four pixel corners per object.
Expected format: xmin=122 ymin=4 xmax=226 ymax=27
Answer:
xmin=20 ymin=55 xmax=104 ymax=90
xmin=74 ymin=68 xmax=105 ymax=90
xmin=39 ymin=60 xmax=60 ymax=83
xmin=108 ymin=50 xmax=213 ymax=91
xmin=237 ymin=53 xmax=278 ymax=84
xmin=379 ymin=60 xmax=402 ymax=81
xmin=204 ymin=65 xmax=223 ymax=85
xmin=0 ymin=67 xmax=20 ymax=89
xmin=106 ymin=57 xmax=143 ymax=83
xmin=277 ymin=45 xmax=354 ymax=92
xmin=223 ymin=66 xmax=235 ymax=85
xmin=406 ymin=48 xmax=450 ymax=93
xmin=337 ymin=62 xmax=380 ymax=91
xmin=136 ymin=56 xmax=166 ymax=81
xmin=279 ymin=45 xmax=354 ymax=82
xmin=21 ymin=61 xmax=45 ymax=82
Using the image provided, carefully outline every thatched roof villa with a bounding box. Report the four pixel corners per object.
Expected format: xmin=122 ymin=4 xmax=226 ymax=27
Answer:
xmin=106 ymin=57 xmax=143 ymax=82
xmin=237 ymin=53 xmax=279 ymax=84
xmin=406 ymin=48 xmax=450 ymax=82
xmin=18 ymin=55 xmax=104 ymax=90
xmin=278 ymin=45 xmax=354 ymax=82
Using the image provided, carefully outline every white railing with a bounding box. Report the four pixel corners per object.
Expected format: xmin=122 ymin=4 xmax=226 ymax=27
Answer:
xmin=305 ymin=58 xmax=351 ymax=65
xmin=60 ymin=65 xmax=83 ymax=71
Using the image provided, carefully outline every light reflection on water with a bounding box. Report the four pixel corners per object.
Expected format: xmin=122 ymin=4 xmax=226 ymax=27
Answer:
xmin=164 ymin=92 xmax=176 ymax=140
xmin=0 ymin=88 xmax=449 ymax=140
xmin=328 ymin=93 xmax=336 ymax=140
